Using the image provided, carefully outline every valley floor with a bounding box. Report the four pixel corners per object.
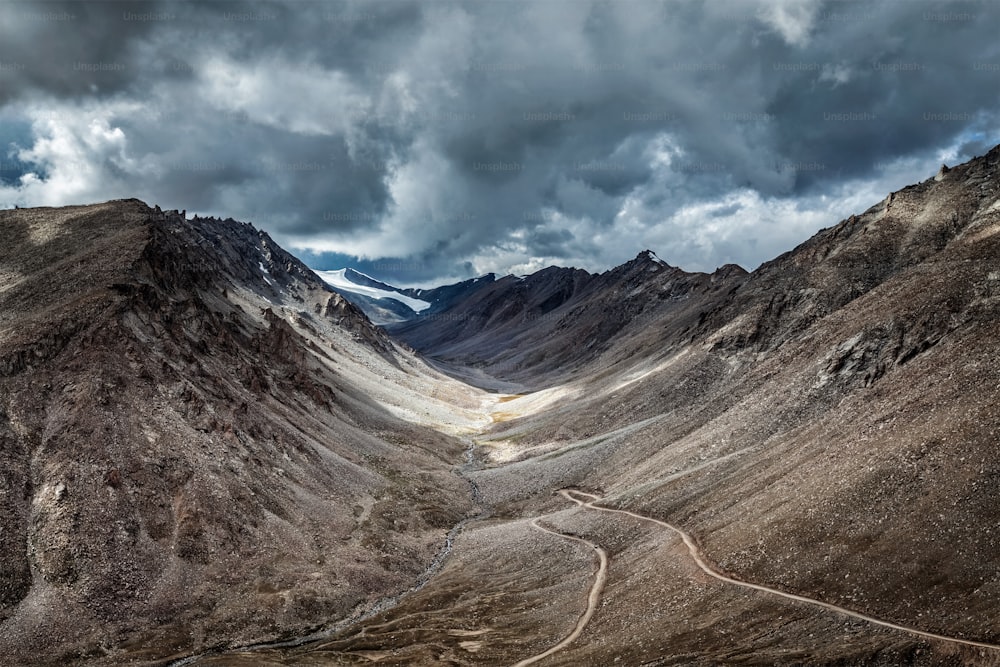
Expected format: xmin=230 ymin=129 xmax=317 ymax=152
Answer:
xmin=179 ymin=384 xmax=1000 ymax=667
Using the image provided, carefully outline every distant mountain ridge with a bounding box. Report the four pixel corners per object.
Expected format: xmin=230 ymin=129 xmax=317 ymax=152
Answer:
xmin=386 ymin=248 xmax=749 ymax=385
xmin=386 ymin=147 xmax=1000 ymax=389
xmin=314 ymin=267 xmax=496 ymax=325
xmin=323 ymin=248 xmax=734 ymax=365
xmin=314 ymin=267 xmax=433 ymax=324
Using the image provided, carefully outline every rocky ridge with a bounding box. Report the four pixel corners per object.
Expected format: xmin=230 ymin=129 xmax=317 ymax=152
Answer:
xmin=0 ymin=200 xmax=484 ymax=665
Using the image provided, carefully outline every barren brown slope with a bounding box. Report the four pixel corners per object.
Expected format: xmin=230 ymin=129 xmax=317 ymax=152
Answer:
xmin=0 ymin=200 xmax=483 ymax=665
xmin=461 ymin=147 xmax=1000 ymax=662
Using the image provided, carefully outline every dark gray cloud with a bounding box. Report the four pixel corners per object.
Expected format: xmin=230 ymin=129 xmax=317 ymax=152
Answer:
xmin=1 ymin=0 xmax=999 ymax=285
xmin=0 ymin=1 xmax=172 ymax=104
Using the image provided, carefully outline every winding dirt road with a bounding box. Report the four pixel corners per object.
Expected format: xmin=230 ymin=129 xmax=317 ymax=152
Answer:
xmin=514 ymin=518 xmax=609 ymax=667
xmin=559 ymin=488 xmax=1000 ymax=654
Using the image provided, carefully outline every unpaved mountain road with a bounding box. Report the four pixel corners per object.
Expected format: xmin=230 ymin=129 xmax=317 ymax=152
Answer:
xmin=514 ymin=519 xmax=609 ymax=667
xmin=556 ymin=488 xmax=1000 ymax=655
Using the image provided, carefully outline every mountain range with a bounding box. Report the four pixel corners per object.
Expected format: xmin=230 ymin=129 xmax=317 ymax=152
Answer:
xmin=315 ymin=267 xmax=495 ymax=326
xmin=3 ymin=145 xmax=1000 ymax=665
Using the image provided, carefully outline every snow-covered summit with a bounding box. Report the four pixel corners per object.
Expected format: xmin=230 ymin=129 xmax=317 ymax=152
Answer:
xmin=313 ymin=268 xmax=432 ymax=324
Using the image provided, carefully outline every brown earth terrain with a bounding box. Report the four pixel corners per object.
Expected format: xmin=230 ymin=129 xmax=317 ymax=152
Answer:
xmin=0 ymin=201 xmax=489 ymax=665
xmin=4 ymin=145 xmax=1000 ymax=666
xmin=199 ymin=147 xmax=1000 ymax=666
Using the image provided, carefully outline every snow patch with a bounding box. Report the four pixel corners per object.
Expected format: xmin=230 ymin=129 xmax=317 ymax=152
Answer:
xmin=259 ymin=262 xmax=272 ymax=285
xmin=258 ymin=261 xmax=270 ymax=275
xmin=314 ymin=269 xmax=432 ymax=313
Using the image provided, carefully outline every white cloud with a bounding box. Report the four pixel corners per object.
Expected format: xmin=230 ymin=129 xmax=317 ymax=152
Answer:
xmin=197 ymin=56 xmax=372 ymax=137
xmin=753 ymin=0 xmax=823 ymax=47
xmin=285 ymin=138 xmax=455 ymax=258
xmin=819 ymin=63 xmax=852 ymax=87
xmin=1 ymin=102 xmax=145 ymax=207
xmin=457 ymin=150 xmax=950 ymax=278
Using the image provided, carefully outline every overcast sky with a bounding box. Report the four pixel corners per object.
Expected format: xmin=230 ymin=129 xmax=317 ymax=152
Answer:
xmin=1 ymin=0 xmax=998 ymax=285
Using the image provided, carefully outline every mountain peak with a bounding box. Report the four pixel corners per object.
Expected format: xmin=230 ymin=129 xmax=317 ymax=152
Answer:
xmin=609 ymin=249 xmax=673 ymax=275
xmin=638 ymin=248 xmax=664 ymax=263
xmin=713 ymin=263 xmax=749 ymax=280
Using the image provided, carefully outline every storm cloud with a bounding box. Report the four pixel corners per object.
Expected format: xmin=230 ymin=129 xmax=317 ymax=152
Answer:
xmin=1 ymin=0 xmax=998 ymax=284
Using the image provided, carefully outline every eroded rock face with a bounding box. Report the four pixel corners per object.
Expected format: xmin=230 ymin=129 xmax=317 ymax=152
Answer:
xmin=0 ymin=200 xmax=474 ymax=665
